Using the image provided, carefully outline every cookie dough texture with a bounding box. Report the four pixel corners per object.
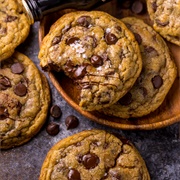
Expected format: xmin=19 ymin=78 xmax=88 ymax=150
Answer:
xmin=39 ymin=129 xmax=150 ymax=180
xmin=0 ymin=0 xmax=30 ymax=61
xmin=0 ymin=51 xmax=50 ymax=149
xmin=38 ymin=11 xmax=142 ymax=111
xmin=147 ymin=0 xmax=180 ymax=46
xmin=100 ymin=17 xmax=177 ymax=118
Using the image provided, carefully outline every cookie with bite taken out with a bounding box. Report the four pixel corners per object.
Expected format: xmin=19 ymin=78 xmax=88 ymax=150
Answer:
xmin=38 ymin=11 xmax=142 ymax=111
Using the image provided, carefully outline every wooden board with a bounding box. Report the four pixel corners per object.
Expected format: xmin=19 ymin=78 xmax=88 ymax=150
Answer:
xmin=38 ymin=0 xmax=180 ymax=130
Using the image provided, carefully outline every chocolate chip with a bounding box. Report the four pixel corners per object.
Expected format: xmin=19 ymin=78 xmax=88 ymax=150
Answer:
xmin=119 ymin=92 xmax=132 ymax=106
xmin=109 ymin=170 xmax=122 ymax=179
xmin=124 ymin=23 xmax=131 ymax=30
xmin=73 ymin=65 xmax=87 ymax=79
xmin=92 ymin=36 xmax=97 ymax=48
xmin=85 ymin=36 xmax=97 ymax=48
xmin=119 ymin=50 xmax=126 ymax=59
xmin=68 ymin=168 xmax=81 ymax=180
xmin=144 ymin=46 xmax=158 ymax=56
xmin=82 ymin=153 xmax=99 ymax=169
xmin=133 ymin=33 xmax=142 ymax=44
xmin=50 ymin=105 xmax=62 ymax=118
xmin=131 ymin=0 xmax=145 ymax=14
xmin=152 ymin=75 xmax=163 ymax=89
xmin=105 ymin=33 xmax=118 ymax=45
xmin=65 ymin=115 xmax=79 ymax=129
xmin=11 ymin=62 xmax=24 ymax=74
xmin=103 ymin=142 xmax=109 ymax=149
xmin=77 ymin=155 xmax=83 ymax=163
xmin=0 ymin=106 xmax=9 ymax=120
xmin=66 ymin=37 xmax=80 ymax=45
xmin=116 ymin=26 xmax=122 ymax=32
xmin=77 ymin=16 xmax=92 ymax=27
xmin=64 ymin=60 xmax=75 ymax=73
xmin=152 ymin=2 xmax=157 ymax=12
xmin=156 ymin=19 xmax=169 ymax=26
xmin=75 ymin=142 xmax=81 ymax=147
xmin=5 ymin=15 xmax=17 ymax=22
xmin=52 ymin=36 xmax=62 ymax=45
xmin=17 ymin=101 xmax=22 ymax=116
xmin=101 ymin=53 xmax=109 ymax=62
xmin=90 ymin=55 xmax=103 ymax=67
xmin=139 ymin=87 xmax=147 ymax=97
xmin=14 ymin=82 xmax=27 ymax=96
xmin=46 ymin=122 xmax=60 ymax=136
xmin=62 ymin=24 xmax=71 ymax=34
xmin=0 ymin=76 xmax=11 ymax=90
xmin=0 ymin=25 xmax=7 ymax=35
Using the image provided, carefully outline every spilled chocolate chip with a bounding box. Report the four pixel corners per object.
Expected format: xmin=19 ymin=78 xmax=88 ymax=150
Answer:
xmin=51 ymin=36 xmax=62 ymax=45
xmin=152 ymin=75 xmax=163 ymax=89
xmin=105 ymin=32 xmax=118 ymax=45
xmin=5 ymin=15 xmax=17 ymax=22
xmin=131 ymin=0 xmax=145 ymax=14
xmin=118 ymin=92 xmax=132 ymax=106
xmin=90 ymin=55 xmax=103 ymax=67
xmin=0 ymin=106 xmax=9 ymax=120
xmin=82 ymin=153 xmax=99 ymax=169
xmin=46 ymin=122 xmax=60 ymax=136
xmin=68 ymin=168 xmax=81 ymax=180
xmin=77 ymin=16 xmax=92 ymax=27
xmin=11 ymin=62 xmax=24 ymax=74
xmin=0 ymin=76 xmax=11 ymax=90
xmin=73 ymin=65 xmax=87 ymax=79
xmin=50 ymin=105 xmax=62 ymax=118
xmin=65 ymin=115 xmax=79 ymax=130
xmin=13 ymin=82 xmax=27 ymax=97
xmin=133 ymin=33 xmax=142 ymax=44
xmin=66 ymin=37 xmax=80 ymax=45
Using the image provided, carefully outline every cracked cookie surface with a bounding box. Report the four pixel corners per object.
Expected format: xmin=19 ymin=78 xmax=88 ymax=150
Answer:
xmin=39 ymin=129 xmax=150 ymax=180
xmin=100 ymin=17 xmax=177 ymax=118
xmin=147 ymin=0 xmax=180 ymax=46
xmin=0 ymin=0 xmax=30 ymax=61
xmin=0 ymin=51 xmax=50 ymax=149
xmin=38 ymin=11 xmax=142 ymax=111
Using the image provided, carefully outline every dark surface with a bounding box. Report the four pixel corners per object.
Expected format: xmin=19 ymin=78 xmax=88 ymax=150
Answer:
xmin=0 ymin=21 xmax=180 ymax=180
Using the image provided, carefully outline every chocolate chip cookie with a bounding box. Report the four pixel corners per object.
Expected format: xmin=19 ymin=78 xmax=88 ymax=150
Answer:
xmin=100 ymin=17 xmax=177 ymax=118
xmin=38 ymin=11 xmax=142 ymax=111
xmin=0 ymin=51 xmax=50 ymax=149
xmin=39 ymin=129 xmax=150 ymax=180
xmin=147 ymin=0 xmax=180 ymax=46
xmin=0 ymin=0 xmax=30 ymax=61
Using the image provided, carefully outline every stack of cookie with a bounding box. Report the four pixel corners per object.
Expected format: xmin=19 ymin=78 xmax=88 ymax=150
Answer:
xmin=0 ymin=0 xmax=51 ymax=149
xmin=38 ymin=10 xmax=177 ymax=118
